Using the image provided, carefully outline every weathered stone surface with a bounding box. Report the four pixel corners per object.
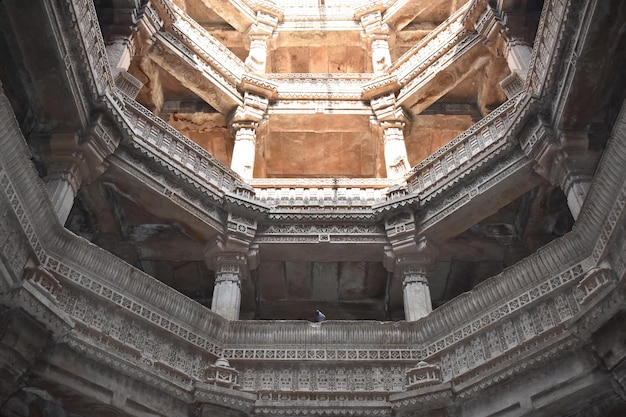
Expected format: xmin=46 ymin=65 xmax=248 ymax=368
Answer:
xmin=1 ymin=0 xmax=625 ymax=415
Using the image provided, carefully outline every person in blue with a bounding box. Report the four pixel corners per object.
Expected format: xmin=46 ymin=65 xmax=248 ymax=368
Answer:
xmin=316 ymin=310 xmax=326 ymax=322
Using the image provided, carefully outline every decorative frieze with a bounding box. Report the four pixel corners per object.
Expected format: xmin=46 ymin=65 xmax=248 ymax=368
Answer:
xmin=255 ymin=223 xmax=386 ymax=244
xmin=239 ymin=363 xmax=408 ymax=393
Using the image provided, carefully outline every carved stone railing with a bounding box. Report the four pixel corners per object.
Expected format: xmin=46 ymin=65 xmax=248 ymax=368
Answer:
xmin=405 ymin=93 xmax=528 ymax=201
xmin=166 ymin=1 xmax=246 ymax=83
xmin=250 ymin=178 xmax=392 ymax=212
xmin=362 ymin=4 xmax=478 ymax=100
xmin=525 ymin=0 xmax=569 ymax=97
xmin=254 ymin=186 xmax=387 ymax=206
xmin=3 ymin=0 xmax=625 ymax=412
xmin=122 ymin=96 xmax=243 ymax=197
xmin=249 ymin=177 xmax=393 ymax=188
xmin=65 ymin=0 xmax=116 ymax=97
xmin=391 ymin=4 xmax=470 ymax=84
xmin=267 ymin=0 xmax=365 ymax=20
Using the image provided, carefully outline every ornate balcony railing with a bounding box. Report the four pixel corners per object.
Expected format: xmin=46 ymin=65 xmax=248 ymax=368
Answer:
xmin=122 ymin=96 xmax=242 ymax=196
xmin=166 ymin=2 xmax=246 ymax=83
xmin=391 ymin=4 xmax=470 ymax=84
xmin=3 ymin=0 xmax=624 ymax=412
xmin=525 ymin=0 xmax=569 ymax=97
xmin=405 ymin=93 xmax=528 ymax=202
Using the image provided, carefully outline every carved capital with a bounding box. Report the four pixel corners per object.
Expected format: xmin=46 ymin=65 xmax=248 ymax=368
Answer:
xmin=385 ymin=210 xmax=417 ymax=254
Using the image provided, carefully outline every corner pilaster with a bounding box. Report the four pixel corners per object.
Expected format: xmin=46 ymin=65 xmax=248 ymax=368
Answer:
xmin=371 ymin=94 xmax=410 ymax=179
xmin=244 ymin=11 xmax=279 ymax=74
xmin=229 ymin=93 xmax=269 ymax=179
xmin=205 ymin=213 xmax=258 ymax=320
xmin=384 ymin=211 xmax=437 ymax=321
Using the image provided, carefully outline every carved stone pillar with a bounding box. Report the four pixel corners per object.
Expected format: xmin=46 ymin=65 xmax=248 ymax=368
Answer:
xmin=245 ymin=38 xmax=269 ymax=74
xmin=106 ymin=35 xmax=135 ymax=73
xmin=382 ymin=122 xmax=410 ymax=179
xmin=229 ymin=93 xmax=268 ymax=179
xmin=244 ymin=11 xmax=279 ymax=74
xmin=549 ymin=131 xmax=599 ymax=220
xmin=45 ymin=158 xmax=83 ymax=225
xmin=503 ymin=37 xmax=532 ymax=80
xmin=400 ymin=262 xmax=433 ymax=321
xmin=230 ymin=123 xmax=258 ymax=180
xmin=396 ymin=239 xmax=438 ymax=322
xmin=206 ymin=213 xmax=257 ymax=320
xmin=211 ymin=252 xmax=247 ymax=321
xmin=371 ymin=38 xmax=392 ymax=74
xmin=359 ymin=10 xmax=393 ymax=74
xmin=44 ymin=117 xmax=120 ymax=224
xmin=384 ymin=212 xmax=436 ymax=321
xmin=552 ymin=151 xmax=597 ymax=220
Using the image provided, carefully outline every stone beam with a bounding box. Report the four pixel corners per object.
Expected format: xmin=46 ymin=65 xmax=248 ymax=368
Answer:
xmin=419 ymin=152 xmax=541 ymax=241
xmin=396 ymin=42 xmax=488 ymax=114
xmin=198 ymin=0 xmax=256 ymax=33
xmin=384 ymin=0 xmax=465 ymax=32
xmin=149 ymin=38 xmax=242 ymax=114
xmin=104 ymin=153 xmax=224 ymax=243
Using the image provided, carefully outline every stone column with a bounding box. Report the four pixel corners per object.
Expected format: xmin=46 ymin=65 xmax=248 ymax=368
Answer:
xmin=245 ymin=38 xmax=269 ymax=73
xmin=229 ymin=93 xmax=268 ymax=180
xmin=360 ymin=10 xmax=393 ymax=74
xmin=206 ymin=213 xmax=257 ymax=320
xmin=384 ymin=212 xmax=437 ymax=321
xmin=45 ymin=160 xmax=83 ymax=225
xmin=503 ymin=37 xmax=532 ymax=80
xmin=371 ymin=38 xmax=392 ymax=74
xmin=244 ymin=11 xmax=278 ymax=74
xmin=400 ymin=263 xmax=433 ymax=321
xmin=106 ymin=35 xmax=135 ymax=73
xmin=382 ymin=122 xmax=410 ymax=179
xmin=552 ymin=152 xmax=598 ymax=220
xmin=44 ymin=133 xmax=84 ymax=224
xmin=549 ymin=131 xmax=599 ymax=220
xmin=230 ymin=123 xmax=258 ymax=179
xmin=211 ymin=253 xmax=247 ymax=321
